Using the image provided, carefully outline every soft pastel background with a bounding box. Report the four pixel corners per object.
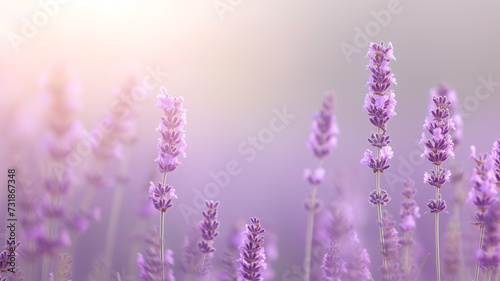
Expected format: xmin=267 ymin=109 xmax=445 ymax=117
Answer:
xmin=1 ymin=1 xmax=500 ymax=280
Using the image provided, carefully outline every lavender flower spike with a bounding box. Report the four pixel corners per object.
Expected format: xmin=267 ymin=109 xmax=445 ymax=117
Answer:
xmin=197 ymin=201 xmax=220 ymax=275
xmin=361 ymin=41 xmax=397 ymax=273
xmin=155 ymin=86 xmax=187 ymax=174
xmin=421 ymin=85 xmax=456 ymax=281
xmin=239 ymin=217 xmax=266 ymax=281
xmin=380 ymin=211 xmax=401 ymax=281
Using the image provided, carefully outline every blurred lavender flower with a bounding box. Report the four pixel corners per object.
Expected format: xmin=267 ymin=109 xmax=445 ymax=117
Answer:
xmin=467 ymin=146 xmax=497 ymax=221
xmin=321 ymin=242 xmax=346 ymax=281
xmin=0 ymin=239 xmax=21 ymax=279
xmin=137 ymin=227 xmax=175 ymax=281
xmin=399 ymin=179 xmax=420 ymax=280
xmin=361 ymin=41 xmax=396 ymax=273
xmin=307 ymin=93 xmax=339 ymax=159
xmin=315 ymin=204 xmax=371 ymax=281
xmin=380 ymin=211 xmax=401 ymax=281
xmin=181 ymin=226 xmax=205 ymax=279
xmin=48 ymin=253 xmax=73 ymax=281
xmin=303 ymin=92 xmax=338 ymax=281
xmin=492 ymin=139 xmax=500 ymax=189
xmin=442 ymin=214 xmax=462 ymax=280
xmin=421 ymin=86 xmax=456 ymax=281
xmin=220 ymin=220 xmax=245 ymax=281
xmin=468 ymin=145 xmax=497 ymax=281
xmin=238 ymin=218 xmax=266 ymax=281
xmin=477 ymin=202 xmax=500 ymax=279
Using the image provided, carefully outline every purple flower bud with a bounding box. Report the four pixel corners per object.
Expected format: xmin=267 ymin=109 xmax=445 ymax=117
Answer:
xmin=369 ymin=189 xmax=391 ymax=206
xmin=427 ymin=196 xmax=447 ymax=213
xmin=478 ymin=202 xmax=500 ymax=271
xmin=148 ymin=181 xmax=177 ymax=213
xmin=304 ymin=168 xmax=326 ymax=185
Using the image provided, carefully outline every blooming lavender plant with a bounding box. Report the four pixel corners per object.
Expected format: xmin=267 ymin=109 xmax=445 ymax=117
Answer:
xmin=399 ymin=179 xmax=420 ymax=280
xmin=421 ymin=90 xmax=455 ymax=281
xmin=468 ymin=146 xmax=497 ymax=281
xmin=148 ymin=86 xmax=186 ymax=280
xmin=303 ymin=92 xmax=338 ymax=281
xmin=361 ymin=41 xmax=397 ymax=275
xmin=0 ymin=239 xmax=21 ymax=280
xmin=238 ymin=218 xmax=266 ymax=281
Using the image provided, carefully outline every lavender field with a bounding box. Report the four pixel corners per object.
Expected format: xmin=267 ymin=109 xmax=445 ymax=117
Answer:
xmin=1 ymin=1 xmax=500 ymax=281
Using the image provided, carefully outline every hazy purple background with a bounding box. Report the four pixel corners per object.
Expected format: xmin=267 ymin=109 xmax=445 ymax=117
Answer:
xmin=1 ymin=1 xmax=500 ymax=280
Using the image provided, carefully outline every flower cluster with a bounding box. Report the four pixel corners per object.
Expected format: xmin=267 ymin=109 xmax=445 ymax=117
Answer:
xmin=48 ymin=253 xmax=73 ymax=281
xmin=148 ymin=182 xmax=176 ymax=213
xmin=238 ymin=218 xmax=266 ymax=281
xmin=321 ymin=242 xmax=346 ymax=281
xmin=155 ymin=86 xmax=187 ymax=174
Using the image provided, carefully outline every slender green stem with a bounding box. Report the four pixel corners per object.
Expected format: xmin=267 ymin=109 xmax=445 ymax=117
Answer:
xmin=376 ymin=129 xmax=387 ymax=273
xmin=304 ymin=184 xmax=319 ymax=281
xmin=488 ymin=269 xmax=493 ymax=281
xmin=435 ymin=165 xmax=441 ymax=281
xmin=304 ymin=160 xmax=323 ymax=281
xmin=160 ymin=171 xmax=167 ymax=281
xmin=103 ymin=149 xmax=131 ymax=277
xmin=160 ymin=211 xmax=165 ymax=281
xmin=474 ymin=225 xmax=486 ymax=281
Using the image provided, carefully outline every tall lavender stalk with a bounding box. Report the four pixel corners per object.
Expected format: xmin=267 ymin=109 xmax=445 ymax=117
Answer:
xmin=149 ymin=86 xmax=186 ymax=280
xmin=304 ymin=92 xmax=338 ymax=281
xmin=399 ymin=179 xmax=420 ymax=280
xmin=468 ymin=146 xmax=498 ymax=281
xmin=238 ymin=218 xmax=266 ymax=281
xmin=421 ymin=93 xmax=455 ymax=281
xmin=361 ymin=41 xmax=397 ymax=273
